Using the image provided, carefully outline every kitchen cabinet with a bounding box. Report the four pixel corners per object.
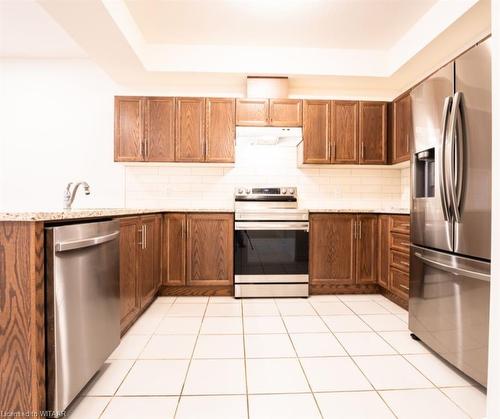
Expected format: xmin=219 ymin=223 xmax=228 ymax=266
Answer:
xmin=236 ymin=98 xmax=302 ymax=127
xmin=310 ymin=213 xmax=378 ymax=286
xmin=162 ymin=213 xmax=234 ymax=288
xmin=359 ymin=101 xmax=387 ymax=164
xmin=331 ymin=100 xmax=359 ymax=164
xmin=162 ymin=213 xmax=187 ymax=286
xmin=206 ymin=98 xmax=236 ymax=162
xmin=145 ymin=97 xmax=175 ymax=161
xmin=236 ymin=99 xmax=268 ymax=126
xmin=114 ymin=96 xmax=144 ymax=162
xmin=187 ymin=213 xmax=234 ymax=286
xmin=391 ymin=93 xmax=411 ymax=163
xmin=118 ymin=214 xmax=161 ymax=333
xmin=303 ymin=100 xmax=331 ymax=164
xmin=378 ymin=214 xmax=410 ymax=302
xmin=269 ymin=99 xmax=302 ymax=126
xmin=175 ymin=97 xmax=206 ymax=162
xmin=309 ymin=214 xmax=357 ymax=284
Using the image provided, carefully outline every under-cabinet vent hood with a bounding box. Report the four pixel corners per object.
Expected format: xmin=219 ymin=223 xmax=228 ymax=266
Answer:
xmin=246 ymin=76 xmax=288 ymax=98
xmin=236 ymin=126 xmax=302 ymax=147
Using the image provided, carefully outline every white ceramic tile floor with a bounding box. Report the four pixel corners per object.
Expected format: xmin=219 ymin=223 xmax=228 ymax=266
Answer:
xmin=68 ymin=295 xmax=486 ymax=418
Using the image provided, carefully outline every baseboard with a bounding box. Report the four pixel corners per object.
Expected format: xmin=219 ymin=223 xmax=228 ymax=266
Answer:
xmin=379 ymin=287 xmax=409 ymax=310
xmin=159 ymin=285 xmax=234 ymax=296
xmin=309 ymin=283 xmax=379 ymax=295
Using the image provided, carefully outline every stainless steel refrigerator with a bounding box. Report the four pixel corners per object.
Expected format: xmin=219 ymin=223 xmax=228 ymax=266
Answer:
xmin=409 ymin=38 xmax=491 ymax=387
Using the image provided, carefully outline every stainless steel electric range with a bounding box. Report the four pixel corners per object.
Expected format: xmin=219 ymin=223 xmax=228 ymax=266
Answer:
xmin=234 ymin=186 xmax=309 ymax=298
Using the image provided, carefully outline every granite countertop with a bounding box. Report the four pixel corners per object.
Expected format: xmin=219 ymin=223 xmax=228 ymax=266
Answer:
xmin=0 ymin=208 xmax=235 ymax=222
xmin=0 ymin=207 xmax=410 ymax=222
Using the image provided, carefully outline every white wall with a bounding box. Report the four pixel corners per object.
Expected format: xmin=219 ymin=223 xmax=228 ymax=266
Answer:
xmin=125 ymin=145 xmax=409 ymax=210
xmin=0 ymin=59 xmax=124 ymax=211
xmin=487 ymin=0 xmax=499 ymax=417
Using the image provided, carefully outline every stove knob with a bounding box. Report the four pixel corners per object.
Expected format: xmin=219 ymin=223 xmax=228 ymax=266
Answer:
xmin=237 ymin=188 xmax=244 ymax=194
xmin=281 ymin=188 xmax=286 ymax=194
xmin=288 ymin=188 xmax=295 ymax=195
xmin=245 ymin=188 xmax=251 ymax=194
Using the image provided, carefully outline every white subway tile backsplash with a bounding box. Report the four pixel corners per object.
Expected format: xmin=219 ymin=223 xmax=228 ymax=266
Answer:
xmin=125 ymin=146 xmax=411 ymax=210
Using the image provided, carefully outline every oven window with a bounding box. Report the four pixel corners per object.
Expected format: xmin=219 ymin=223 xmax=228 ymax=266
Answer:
xmin=235 ymin=230 xmax=309 ymax=275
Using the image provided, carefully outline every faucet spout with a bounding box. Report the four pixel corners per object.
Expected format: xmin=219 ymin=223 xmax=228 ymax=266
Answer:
xmin=63 ymin=181 xmax=90 ymax=210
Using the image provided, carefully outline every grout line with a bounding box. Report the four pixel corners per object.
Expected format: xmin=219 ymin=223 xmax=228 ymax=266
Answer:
xmin=239 ymin=299 xmax=251 ymax=419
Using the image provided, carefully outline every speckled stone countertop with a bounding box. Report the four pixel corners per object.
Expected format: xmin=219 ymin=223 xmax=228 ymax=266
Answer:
xmin=0 ymin=208 xmax=235 ymax=222
xmin=306 ymin=208 xmax=410 ymax=214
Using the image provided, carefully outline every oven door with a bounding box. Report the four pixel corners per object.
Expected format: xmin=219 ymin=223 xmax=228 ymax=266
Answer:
xmin=234 ymin=221 xmax=309 ymax=283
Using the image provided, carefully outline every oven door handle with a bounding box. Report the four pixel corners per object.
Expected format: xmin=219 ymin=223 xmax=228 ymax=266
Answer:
xmin=235 ymin=222 xmax=309 ymax=231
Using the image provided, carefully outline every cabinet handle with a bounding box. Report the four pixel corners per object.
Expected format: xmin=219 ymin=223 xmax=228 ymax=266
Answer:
xmin=143 ymin=225 xmax=147 ymax=250
xmin=353 ymin=222 xmax=357 ymax=240
xmin=358 ymin=221 xmax=362 ymax=240
xmin=332 ymin=142 xmax=336 ymax=160
xmin=361 ymin=143 xmax=365 ymax=161
xmin=144 ymin=139 xmax=148 ymax=159
xmin=400 ymin=284 xmax=409 ymax=291
xmin=137 ymin=227 xmax=143 ymax=247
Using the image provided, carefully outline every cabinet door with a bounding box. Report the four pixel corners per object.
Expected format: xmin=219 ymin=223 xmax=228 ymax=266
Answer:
xmin=356 ymin=215 xmax=378 ymax=284
xmin=114 ymin=96 xmax=144 ymax=162
xmin=303 ymin=100 xmax=331 ymax=164
xmin=359 ymin=102 xmax=387 ymax=164
xmin=235 ymin=99 xmax=269 ymax=126
xmin=269 ymin=99 xmax=302 ymax=126
xmin=186 ymin=213 xmax=234 ymax=286
xmin=162 ymin=213 xmax=186 ymax=286
xmin=378 ymin=215 xmax=390 ymax=289
xmin=392 ymin=94 xmax=411 ymax=163
xmin=309 ymin=214 xmax=356 ymax=284
xmin=206 ymin=98 xmax=235 ymax=163
xmin=175 ymin=97 xmax=205 ymax=162
xmin=119 ymin=217 xmax=140 ymax=332
xmin=145 ymin=97 xmax=175 ymax=162
xmin=139 ymin=215 xmax=160 ymax=307
xmin=331 ymin=101 xmax=359 ymax=164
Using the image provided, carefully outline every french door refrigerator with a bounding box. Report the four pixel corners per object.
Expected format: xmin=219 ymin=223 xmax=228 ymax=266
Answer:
xmin=409 ymin=38 xmax=491 ymax=387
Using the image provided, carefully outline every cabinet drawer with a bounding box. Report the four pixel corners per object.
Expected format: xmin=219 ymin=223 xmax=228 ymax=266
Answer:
xmin=390 ymin=215 xmax=410 ymax=234
xmin=390 ymin=250 xmax=409 ymax=273
xmin=389 ymin=267 xmax=409 ymax=298
xmin=390 ymin=232 xmax=410 ymax=253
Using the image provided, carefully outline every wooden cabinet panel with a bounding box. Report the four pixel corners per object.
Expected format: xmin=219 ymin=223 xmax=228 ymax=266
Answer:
xmin=331 ymin=101 xmax=359 ymax=164
xmin=206 ymin=98 xmax=235 ymax=163
xmin=390 ymin=232 xmax=410 ymax=254
xmin=145 ymin=97 xmax=175 ymax=162
xmin=175 ymin=97 xmax=206 ymax=162
xmin=390 ymin=250 xmax=410 ymax=273
xmin=119 ymin=217 xmax=140 ymax=331
xmin=269 ymin=99 xmax=302 ymax=126
xmin=139 ymin=215 xmax=161 ymax=307
xmin=390 ymin=215 xmax=410 ymax=234
xmin=114 ymin=96 xmax=144 ymax=162
xmin=359 ymin=101 xmax=387 ymax=164
xmin=186 ymin=213 xmax=234 ymax=286
xmin=236 ymin=99 xmax=268 ymax=126
xmin=303 ymin=100 xmax=331 ymax=164
xmin=392 ymin=94 xmax=411 ymax=164
xmin=378 ymin=215 xmax=390 ymax=289
xmin=356 ymin=215 xmax=378 ymax=284
xmin=162 ymin=213 xmax=187 ymax=286
xmin=389 ymin=267 xmax=409 ymax=299
xmin=309 ymin=214 xmax=356 ymax=284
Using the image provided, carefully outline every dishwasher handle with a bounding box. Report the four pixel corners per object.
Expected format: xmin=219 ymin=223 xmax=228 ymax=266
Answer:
xmin=55 ymin=231 xmax=120 ymax=252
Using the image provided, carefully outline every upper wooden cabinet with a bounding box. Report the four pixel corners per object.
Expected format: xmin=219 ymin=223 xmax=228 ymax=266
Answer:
xmin=236 ymin=98 xmax=302 ymax=127
xmin=236 ymin=99 xmax=269 ymax=126
xmin=391 ymin=93 xmax=411 ymax=163
xmin=309 ymin=213 xmax=379 ymax=286
xmin=206 ymin=98 xmax=236 ymax=162
xmin=331 ymin=101 xmax=359 ymax=164
xmin=115 ymin=96 xmax=235 ymax=163
xmin=145 ymin=97 xmax=175 ymax=162
xmin=114 ymin=97 xmax=144 ymax=162
xmin=302 ymin=100 xmax=331 ymax=164
xmin=269 ymin=99 xmax=302 ymax=126
xmin=175 ymin=97 xmax=206 ymax=162
xmin=186 ymin=213 xmax=234 ymax=286
xmin=359 ymin=101 xmax=387 ymax=164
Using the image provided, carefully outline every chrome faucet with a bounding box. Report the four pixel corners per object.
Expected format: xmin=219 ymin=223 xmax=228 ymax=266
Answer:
xmin=63 ymin=181 xmax=90 ymax=210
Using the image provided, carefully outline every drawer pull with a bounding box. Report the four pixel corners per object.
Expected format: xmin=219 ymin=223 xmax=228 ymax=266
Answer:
xmin=399 ymin=284 xmax=409 ymax=290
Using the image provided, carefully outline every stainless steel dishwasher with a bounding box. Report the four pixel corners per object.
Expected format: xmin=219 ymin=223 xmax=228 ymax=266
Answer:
xmin=45 ymin=220 xmax=120 ymax=416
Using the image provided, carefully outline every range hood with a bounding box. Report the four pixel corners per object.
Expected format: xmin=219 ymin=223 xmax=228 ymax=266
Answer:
xmin=236 ymin=126 xmax=302 ymax=147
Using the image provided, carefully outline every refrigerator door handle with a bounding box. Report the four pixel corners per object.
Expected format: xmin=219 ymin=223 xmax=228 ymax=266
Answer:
xmin=448 ymin=91 xmax=465 ymax=222
xmin=439 ymin=96 xmax=453 ymax=221
xmin=413 ymin=251 xmax=490 ymax=282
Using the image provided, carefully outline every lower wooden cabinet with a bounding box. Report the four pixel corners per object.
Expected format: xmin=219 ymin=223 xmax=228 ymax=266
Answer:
xmin=118 ymin=214 xmax=161 ymax=333
xmin=162 ymin=213 xmax=234 ymax=287
xmin=378 ymin=214 xmax=410 ymax=302
xmin=309 ymin=213 xmax=378 ymax=286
